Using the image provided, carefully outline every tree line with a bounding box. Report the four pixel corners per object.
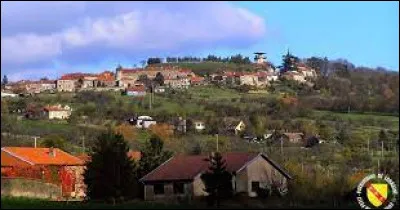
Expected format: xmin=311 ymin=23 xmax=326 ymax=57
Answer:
xmin=147 ymin=54 xmax=252 ymax=65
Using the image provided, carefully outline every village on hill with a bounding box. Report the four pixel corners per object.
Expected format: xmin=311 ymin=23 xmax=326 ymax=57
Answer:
xmin=1 ymin=50 xmax=399 ymax=209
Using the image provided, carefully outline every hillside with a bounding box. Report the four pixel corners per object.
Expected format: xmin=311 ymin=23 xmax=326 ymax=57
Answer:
xmin=152 ymin=62 xmax=260 ymax=76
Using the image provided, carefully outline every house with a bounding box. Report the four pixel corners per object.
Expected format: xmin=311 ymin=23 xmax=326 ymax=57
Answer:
xmin=56 ymin=80 xmax=76 ymax=92
xmin=95 ymin=71 xmax=116 ymax=87
xmin=193 ymin=120 xmax=205 ymax=132
xmin=140 ymin=152 xmax=292 ymax=201
xmin=116 ymin=65 xmax=195 ymax=87
xmin=164 ymin=76 xmax=190 ymax=89
xmin=297 ymin=63 xmax=317 ymax=78
xmin=126 ymin=85 xmax=146 ymax=96
xmin=281 ymin=132 xmax=304 ymax=144
xmin=1 ymin=147 xmax=86 ymax=198
xmin=223 ymin=118 xmax=246 ymax=135
xmin=43 ymin=104 xmax=72 ymax=120
xmin=281 ymin=71 xmax=306 ymax=83
xmin=136 ymin=116 xmax=157 ymax=129
xmin=190 ymin=76 xmax=205 ymax=86
xmin=171 ymin=117 xmax=187 ymax=134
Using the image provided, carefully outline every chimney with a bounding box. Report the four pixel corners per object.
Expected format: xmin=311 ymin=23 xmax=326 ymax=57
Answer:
xmin=49 ymin=147 xmax=56 ymax=157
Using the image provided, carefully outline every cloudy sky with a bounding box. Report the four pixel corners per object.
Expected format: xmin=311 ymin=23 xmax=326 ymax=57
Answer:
xmin=1 ymin=1 xmax=399 ymax=81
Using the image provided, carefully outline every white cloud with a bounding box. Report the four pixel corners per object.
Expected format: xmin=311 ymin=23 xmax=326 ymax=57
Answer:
xmin=1 ymin=2 xmax=266 ymax=79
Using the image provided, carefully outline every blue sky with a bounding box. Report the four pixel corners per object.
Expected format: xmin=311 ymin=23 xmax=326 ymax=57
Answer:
xmin=1 ymin=1 xmax=398 ymax=81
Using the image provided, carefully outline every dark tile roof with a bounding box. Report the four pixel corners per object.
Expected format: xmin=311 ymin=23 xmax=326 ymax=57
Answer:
xmin=140 ymin=152 xmax=292 ymax=183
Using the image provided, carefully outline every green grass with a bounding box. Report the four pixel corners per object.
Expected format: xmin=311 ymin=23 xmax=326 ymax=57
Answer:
xmin=312 ymin=110 xmax=399 ymax=130
xmin=187 ymin=86 xmax=242 ymax=101
xmin=1 ymin=196 xmax=194 ymax=209
xmin=18 ymin=119 xmax=76 ymax=134
xmin=313 ymin=110 xmax=399 ymax=121
xmin=0 ymin=196 xmax=366 ymax=209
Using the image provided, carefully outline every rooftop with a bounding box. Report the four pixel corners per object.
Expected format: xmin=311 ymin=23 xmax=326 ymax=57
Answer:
xmin=1 ymin=147 xmax=84 ymax=166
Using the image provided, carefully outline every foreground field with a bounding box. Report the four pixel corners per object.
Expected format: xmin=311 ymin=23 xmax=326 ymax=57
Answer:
xmin=1 ymin=196 xmax=364 ymax=209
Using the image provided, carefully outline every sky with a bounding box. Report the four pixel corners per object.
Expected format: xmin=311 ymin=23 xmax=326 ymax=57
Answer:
xmin=1 ymin=1 xmax=399 ymax=81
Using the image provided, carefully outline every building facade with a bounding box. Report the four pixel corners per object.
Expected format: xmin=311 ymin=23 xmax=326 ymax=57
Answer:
xmin=140 ymin=153 xmax=292 ymax=201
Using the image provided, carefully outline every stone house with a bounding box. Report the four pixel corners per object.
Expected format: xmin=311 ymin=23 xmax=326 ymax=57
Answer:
xmin=56 ymin=80 xmax=76 ymax=92
xmin=140 ymin=152 xmax=292 ymax=201
xmin=164 ymin=76 xmax=190 ymax=89
xmin=1 ymin=147 xmax=86 ymax=199
xmin=43 ymin=104 xmax=72 ymax=120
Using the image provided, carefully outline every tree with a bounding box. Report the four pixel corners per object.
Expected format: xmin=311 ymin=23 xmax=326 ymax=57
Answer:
xmin=2 ymin=75 xmax=8 ymax=87
xmin=137 ymin=135 xmax=173 ymax=179
xmin=153 ymin=72 xmax=164 ymax=86
xmin=336 ymin=126 xmax=350 ymax=145
xmin=40 ymin=134 xmax=68 ymax=151
xmin=148 ymin=123 xmax=173 ymax=142
xmin=280 ymin=50 xmax=299 ymax=73
xmin=200 ymin=152 xmax=233 ymax=207
xmin=147 ymin=57 xmax=162 ymax=65
xmin=114 ymin=123 xmax=137 ymax=144
xmin=83 ymin=131 xmax=138 ymax=202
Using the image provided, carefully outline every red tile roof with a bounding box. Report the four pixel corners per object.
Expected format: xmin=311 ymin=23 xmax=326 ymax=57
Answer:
xmin=97 ymin=71 xmax=115 ymax=81
xmin=140 ymin=152 xmax=259 ymax=182
xmin=140 ymin=152 xmax=292 ymax=183
xmin=1 ymin=147 xmax=84 ymax=166
xmin=190 ymin=76 xmax=205 ymax=83
xmin=60 ymin=73 xmax=95 ymax=80
xmin=43 ymin=105 xmax=70 ymax=112
xmin=126 ymin=86 xmax=146 ymax=92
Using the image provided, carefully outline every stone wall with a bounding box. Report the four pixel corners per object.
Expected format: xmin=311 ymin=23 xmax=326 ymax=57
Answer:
xmin=1 ymin=178 xmax=62 ymax=200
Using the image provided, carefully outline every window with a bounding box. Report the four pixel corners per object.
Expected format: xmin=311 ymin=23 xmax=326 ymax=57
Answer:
xmin=154 ymin=184 xmax=164 ymax=195
xmin=251 ymin=181 xmax=260 ymax=192
xmin=173 ymin=182 xmax=185 ymax=194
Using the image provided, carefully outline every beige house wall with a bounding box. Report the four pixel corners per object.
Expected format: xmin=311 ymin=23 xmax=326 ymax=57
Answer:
xmin=57 ymin=80 xmax=76 ymax=92
xmin=241 ymin=155 xmax=288 ymax=197
xmin=48 ymin=110 xmax=71 ymax=120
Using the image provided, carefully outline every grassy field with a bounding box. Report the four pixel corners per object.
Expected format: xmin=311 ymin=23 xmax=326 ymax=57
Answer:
xmin=186 ymin=86 xmax=242 ymax=101
xmin=0 ymin=196 xmax=193 ymax=209
xmin=313 ymin=110 xmax=399 ymax=130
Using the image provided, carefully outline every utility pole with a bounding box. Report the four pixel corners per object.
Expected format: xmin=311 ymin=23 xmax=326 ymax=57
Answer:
xmin=381 ymin=141 xmax=384 ymax=159
xmin=82 ymin=136 xmax=85 ymax=153
xmin=33 ymin=136 xmax=40 ymax=148
xmin=216 ymin=134 xmax=219 ymax=152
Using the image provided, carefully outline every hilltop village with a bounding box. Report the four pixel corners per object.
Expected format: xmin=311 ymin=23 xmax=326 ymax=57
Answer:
xmin=1 ymin=51 xmax=398 ymax=208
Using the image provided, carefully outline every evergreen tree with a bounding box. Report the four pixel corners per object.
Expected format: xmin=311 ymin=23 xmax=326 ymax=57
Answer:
xmin=281 ymin=50 xmax=299 ymax=73
xmin=83 ymin=131 xmax=138 ymax=202
xmin=153 ymin=72 xmax=164 ymax=86
xmin=2 ymin=75 xmax=8 ymax=87
xmin=200 ymin=152 xmax=233 ymax=207
xmin=138 ymin=135 xmax=173 ymax=178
